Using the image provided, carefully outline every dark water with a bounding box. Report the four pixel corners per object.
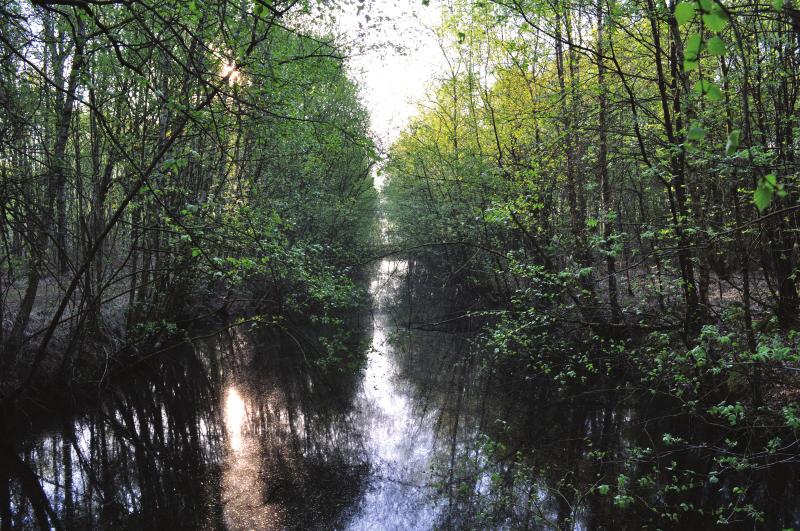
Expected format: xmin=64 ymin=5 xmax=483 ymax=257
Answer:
xmin=1 ymin=260 xmax=447 ymax=530
xmin=3 ymin=260 xmax=800 ymax=530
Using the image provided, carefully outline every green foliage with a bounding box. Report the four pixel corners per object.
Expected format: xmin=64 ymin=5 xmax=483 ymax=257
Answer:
xmin=706 ymin=35 xmax=726 ymax=55
xmin=753 ymin=173 xmax=787 ymax=212
xmin=380 ymin=0 xmax=800 ymax=526
xmin=694 ymin=79 xmax=722 ymax=101
xmin=725 ymin=129 xmax=741 ymax=155
xmin=0 ymin=0 xmax=378 ymax=375
xmin=687 ymin=122 xmax=706 ymax=141
xmin=675 ymin=2 xmax=696 ymax=25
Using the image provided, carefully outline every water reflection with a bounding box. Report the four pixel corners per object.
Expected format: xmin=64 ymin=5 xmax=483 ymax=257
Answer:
xmin=222 ymin=385 xmax=282 ymax=530
xmin=347 ymin=259 xmax=439 ymax=530
xmin=213 ymin=326 xmax=369 ymax=530
xmin=2 ymin=317 xmax=371 ymax=529
xmin=4 ymin=259 xmax=799 ymax=529
xmin=0 ymin=343 xmax=226 ymax=529
xmin=225 ymin=387 xmax=246 ymax=453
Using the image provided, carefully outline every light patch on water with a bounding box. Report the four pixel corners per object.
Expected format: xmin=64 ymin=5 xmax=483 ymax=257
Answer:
xmin=225 ymin=387 xmax=246 ymax=452
xmin=347 ymin=259 xmax=440 ymax=529
xmin=221 ymin=385 xmax=284 ymax=530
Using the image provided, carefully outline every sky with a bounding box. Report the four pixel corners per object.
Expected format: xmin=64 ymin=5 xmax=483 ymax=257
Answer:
xmin=332 ymin=0 xmax=446 ymax=150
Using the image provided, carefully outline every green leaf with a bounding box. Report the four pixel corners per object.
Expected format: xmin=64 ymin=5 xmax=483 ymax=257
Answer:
xmin=687 ymin=122 xmax=706 ymax=140
xmin=693 ymin=79 xmax=708 ymax=94
xmin=675 ymin=2 xmax=696 ymax=24
xmin=773 ymin=0 xmax=784 ymax=10
xmin=703 ymin=4 xmax=729 ymax=31
xmin=684 ymin=33 xmax=702 ymax=70
xmin=694 ymin=79 xmax=722 ymax=101
xmin=706 ymin=83 xmax=723 ymax=101
xmin=725 ymin=129 xmax=741 ymax=155
xmin=684 ymin=33 xmax=703 ymax=62
xmin=597 ymin=484 xmax=610 ymax=495
xmin=753 ymin=174 xmax=779 ymax=212
xmin=698 ymin=0 xmax=713 ymax=11
xmin=754 ymin=185 xmax=773 ymax=212
xmin=191 ymin=247 xmax=202 ymax=258
xmin=707 ymin=36 xmax=726 ymax=56
xmin=703 ymin=12 xmax=727 ymax=31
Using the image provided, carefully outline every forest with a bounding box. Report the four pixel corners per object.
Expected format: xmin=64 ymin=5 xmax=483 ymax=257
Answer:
xmin=1 ymin=0 xmax=800 ymax=528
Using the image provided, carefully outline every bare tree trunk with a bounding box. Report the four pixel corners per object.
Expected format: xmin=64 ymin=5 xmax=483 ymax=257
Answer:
xmin=597 ymin=0 xmax=621 ymax=323
xmin=6 ymin=17 xmax=85 ymax=368
xmin=647 ymin=0 xmax=700 ymax=337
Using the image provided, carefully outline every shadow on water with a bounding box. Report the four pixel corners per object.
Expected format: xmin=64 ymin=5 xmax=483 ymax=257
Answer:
xmin=387 ymin=260 xmax=800 ymax=530
xmin=1 ymin=321 xmax=370 ymax=530
xmin=3 ymin=259 xmax=800 ymax=529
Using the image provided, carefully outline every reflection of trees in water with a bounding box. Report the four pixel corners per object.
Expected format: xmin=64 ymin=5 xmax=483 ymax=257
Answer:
xmin=6 ymin=275 xmax=799 ymax=530
xmin=225 ymin=326 xmax=369 ymax=530
xmin=1 ymin=339 xmax=225 ymax=530
xmin=2 ymin=322 xmax=369 ymax=530
xmin=392 ymin=317 xmax=800 ymax=529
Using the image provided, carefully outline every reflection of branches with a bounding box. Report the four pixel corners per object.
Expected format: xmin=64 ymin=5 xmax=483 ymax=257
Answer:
xmin=0 ymin=439 xmax=62 ymax=529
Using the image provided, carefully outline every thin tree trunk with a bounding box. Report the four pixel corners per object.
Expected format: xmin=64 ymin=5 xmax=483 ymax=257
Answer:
xmin=597 ymin=1 xmax=621 ymax=322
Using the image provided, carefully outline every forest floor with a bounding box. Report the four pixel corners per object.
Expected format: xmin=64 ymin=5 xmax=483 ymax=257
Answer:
xmin=1 ymin=274 xmax=130 ymax=395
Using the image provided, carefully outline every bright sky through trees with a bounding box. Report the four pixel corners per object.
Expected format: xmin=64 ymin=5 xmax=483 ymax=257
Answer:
xmin=334 ymin=0 xmax=444 ymax=147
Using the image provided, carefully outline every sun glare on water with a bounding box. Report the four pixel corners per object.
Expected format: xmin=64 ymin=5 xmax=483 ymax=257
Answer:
xmin=225 ymin=386 xmax=246 ymax=452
